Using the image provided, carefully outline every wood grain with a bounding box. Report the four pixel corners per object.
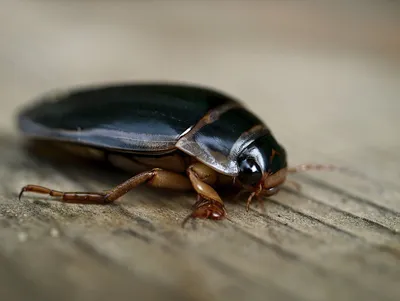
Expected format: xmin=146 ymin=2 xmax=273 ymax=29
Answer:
xmin=0 ymin=1 xmax=399 ymax=301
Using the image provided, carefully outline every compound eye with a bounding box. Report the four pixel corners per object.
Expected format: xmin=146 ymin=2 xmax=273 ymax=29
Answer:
xmin=237 ymin=157 xmax=262 ymax=186
xmin=265 ymin=186 xmax=280 ymax=196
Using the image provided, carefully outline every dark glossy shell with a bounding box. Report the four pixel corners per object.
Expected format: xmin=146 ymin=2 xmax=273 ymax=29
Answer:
xmin=18 ymin=83 xmax=270 ymax=176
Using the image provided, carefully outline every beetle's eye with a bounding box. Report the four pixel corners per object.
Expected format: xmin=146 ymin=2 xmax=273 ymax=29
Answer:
xmin=237 ymin=157 xmax=262 ymax=186
xmin=265 ymin=186 xmax=280 ymax=196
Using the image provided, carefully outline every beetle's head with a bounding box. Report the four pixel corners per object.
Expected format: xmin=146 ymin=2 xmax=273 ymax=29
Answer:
xmin=236 ymin=134 xmax=287 ymax=198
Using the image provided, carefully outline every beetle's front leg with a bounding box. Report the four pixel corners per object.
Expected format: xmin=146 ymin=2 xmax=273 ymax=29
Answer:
xmin=19 ymin=168 xmax=193 ymax=204
xmin=183 ymin=163 xmax=227 ymax=224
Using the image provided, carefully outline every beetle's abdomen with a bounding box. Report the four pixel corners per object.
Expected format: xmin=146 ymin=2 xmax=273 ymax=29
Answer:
xmin=18 ymin=84 xmax=237 ymax=153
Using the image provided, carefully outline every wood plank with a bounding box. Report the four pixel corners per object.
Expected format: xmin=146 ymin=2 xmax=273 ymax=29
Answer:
xmin=1 ymin=134 xmax=399 ymax=301
xmin=1 ymin=1 xmax=399 ymax=301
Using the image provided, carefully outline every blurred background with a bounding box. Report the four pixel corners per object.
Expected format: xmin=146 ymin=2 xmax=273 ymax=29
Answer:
xmin=1 ymin=0 xmax=399 ymax=184
xmin=1 ymin=2 xmax=400 ymax=300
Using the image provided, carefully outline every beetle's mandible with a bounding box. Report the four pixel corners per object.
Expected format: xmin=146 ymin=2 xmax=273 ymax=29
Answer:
xmin=17 ymin=82 xmax=334 ymax=225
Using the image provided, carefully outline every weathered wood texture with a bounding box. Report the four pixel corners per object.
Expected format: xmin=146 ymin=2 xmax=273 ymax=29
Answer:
xmin=1 ymin=2 xmax=399 ymax=301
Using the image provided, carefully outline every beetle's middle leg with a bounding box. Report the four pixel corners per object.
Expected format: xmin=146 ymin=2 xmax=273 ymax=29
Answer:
xmin=19 ymin=168 xmax=193 ymax=204
xmin=183 ymin=162 xmax=227 ymax=223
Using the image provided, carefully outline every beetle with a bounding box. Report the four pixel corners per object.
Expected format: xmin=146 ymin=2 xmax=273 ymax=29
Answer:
xmin=17 ymin=82 xmax=332 ymax=224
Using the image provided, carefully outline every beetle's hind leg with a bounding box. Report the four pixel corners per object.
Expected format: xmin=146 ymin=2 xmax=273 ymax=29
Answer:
xmin=18 ymin=185 xmax=109 ymax=204
xmin=19 ymin=164 xmax=229 ymax=225
xmin=19 ymin=168 xmax=193 ymax=204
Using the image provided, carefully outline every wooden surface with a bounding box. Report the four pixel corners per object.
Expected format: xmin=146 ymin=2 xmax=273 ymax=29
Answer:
xmin=1 ymin=2 xmax=400 ymax=301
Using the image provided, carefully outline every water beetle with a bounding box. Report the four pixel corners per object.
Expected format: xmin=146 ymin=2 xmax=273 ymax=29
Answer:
xmin=17 ymin=82 xmax=332 ymax=224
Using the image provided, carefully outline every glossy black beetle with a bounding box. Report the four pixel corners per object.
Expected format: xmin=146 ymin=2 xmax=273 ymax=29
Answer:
xmin=17 ymin=82 xmax=333 ymax=224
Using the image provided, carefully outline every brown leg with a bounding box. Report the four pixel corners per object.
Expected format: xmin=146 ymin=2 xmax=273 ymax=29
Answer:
xmin=182 ymin=163 xmax=227 ymax=225
xmin=19 ymin=168 xmax=193 ymax=204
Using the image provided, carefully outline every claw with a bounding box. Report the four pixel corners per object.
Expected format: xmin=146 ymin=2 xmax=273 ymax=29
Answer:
xmin=181 ymin=197 xmax=226 ymax=227
xmin=246 ymin=192 xmax=256 ymax=211
xmin=18 ymin=187 xmax=25 ymax=200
